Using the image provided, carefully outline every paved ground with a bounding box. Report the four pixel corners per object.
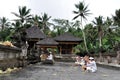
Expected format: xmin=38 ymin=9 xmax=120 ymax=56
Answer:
xmin=0 ymin=62 xmax=120 ymax=80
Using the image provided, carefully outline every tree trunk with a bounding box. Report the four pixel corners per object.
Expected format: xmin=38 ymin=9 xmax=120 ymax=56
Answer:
xmin=99 ymin=52 xmax=103 ymax=62
xmin=80 ymin=17 xmax=89 ymax=53
xmin=82 ymin=30 xmax=89 ymax=53
xmin=116 ymin=50 xmax=120 ymax=64
xmin=99 ymin=36 xmax=103 ymax=62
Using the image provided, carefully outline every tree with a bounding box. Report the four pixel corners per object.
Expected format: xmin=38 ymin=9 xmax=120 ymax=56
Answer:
xmin=93 ymin=16 xmax=104 ymax=48
xmin=0 ymin=17 xmax=10 ymax=31
xmin=31 ymin=15 xmax=41 ymax=26
xmin=11 ymin=6 xmax=32 ymax=47
xmin=12 ymin=6 xmax=32 ymax=26
xmin=52 ymin=19 xmax=67 ymax=36
xmin=93 ymin=16 xmax=105 ymax=61
xmin=39 ymin=13 xmax=51 ymax=34
xmin=112 ymin=9 xmax=120 ymax=49
xmin=84 ymin=24 xmax=98 ymax=53
xmin=73 ymin=1 xmax=91 ymax=53
xmin=113 ymin=9 xmax=120 ymax=27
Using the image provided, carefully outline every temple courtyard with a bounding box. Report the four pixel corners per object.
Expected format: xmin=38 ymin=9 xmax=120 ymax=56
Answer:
xmin=0 ymin=62 xmax=119 ymax=80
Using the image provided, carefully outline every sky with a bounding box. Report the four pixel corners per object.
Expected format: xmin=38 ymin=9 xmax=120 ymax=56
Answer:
xmin=0 ymin=0 xmax=120 ymax=22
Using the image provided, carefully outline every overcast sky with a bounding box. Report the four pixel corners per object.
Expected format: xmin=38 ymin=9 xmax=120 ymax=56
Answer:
xmin=0 ymin=0 xmax=120 ymax=22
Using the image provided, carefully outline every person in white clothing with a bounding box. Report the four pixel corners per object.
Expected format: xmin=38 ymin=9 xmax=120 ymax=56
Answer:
xmin=82 ymin=55 xmax=97 ymax=72
xmin=47 ymin=53 xmax=53 ymax=60
xmin=75 ymin=56 xmax=85 ymax=66
xmin=86 ymin=57 xmax=97 ymax=72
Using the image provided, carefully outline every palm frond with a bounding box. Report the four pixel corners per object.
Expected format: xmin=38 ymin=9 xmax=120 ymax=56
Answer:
xmin=25 ymin=9 xmax=31 ymax=16
xmin=22 ymin=6 xmax=26 ymax=16
xmin=73 ymin=11 xmax=79 ymax=14
xmin=11 ymin=12 xmax=20 ymax=18
xmin=75 ymin=4 xmax=79 ymax=8
xmin=73 ymin=14 xmax=80 ymax=20
xmin=19 ymin=6 xmax=22 ymax=16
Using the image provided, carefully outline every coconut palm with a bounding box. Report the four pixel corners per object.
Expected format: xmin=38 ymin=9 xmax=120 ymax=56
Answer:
xmin=112 ymin=9 xmax=120 ymax=46
xmin=112 ymin=9 xmax=120 ymax=63
xmin=31 ymin=15 xmax=41 ymax=26
xmin=73 ymin=1 xmax=91 ymax=53
xmin=84 ymin=24 xmax=98 ymax=53
xmin=92 ymin=16 xmax=105 ymax=61
xmin=113 ymin=9 xmax=120 ymax=27
xmin=11 ymin=6 xmax=32 ymax=46
xmin=12 ymin=6 xmax=32 ymax=25
xmin=92 ymin=16 xmax=104 ymax=48
xmin=39 ymin=13 xmax=51 ymax=34
xmin=0 ymin=17 xmax=10 ymax=31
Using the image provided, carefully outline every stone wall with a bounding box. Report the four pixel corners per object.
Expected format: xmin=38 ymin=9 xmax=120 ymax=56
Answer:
xmin=0 ymin=44 xmax=22 ymax=70
xmin=93 ymin=52 xmax=120 ymax=65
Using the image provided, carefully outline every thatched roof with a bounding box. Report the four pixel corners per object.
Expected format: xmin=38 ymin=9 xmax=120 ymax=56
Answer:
xmin=26 ymin=26 xmax=46 ymax=39
xmin=54 ymin=32 xmax=82 ymax=42
xmin=36 ymin=37 xmax=58 ymax=45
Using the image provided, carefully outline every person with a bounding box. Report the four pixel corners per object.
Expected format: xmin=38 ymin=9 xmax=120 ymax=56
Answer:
xmin=82 ymin=56 xmax=97 ymax=72
xmin=40 ymin=53 xmax=48 ymax=61
xmin=75 ymin=56 xmax=85 ymax=66
xmin=46 ymin=52 xmax=53 ymax=60
xmin=75 ymin=56 xmax=81 ymax=65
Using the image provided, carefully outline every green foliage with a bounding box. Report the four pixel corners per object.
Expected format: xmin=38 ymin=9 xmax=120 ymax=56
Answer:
xmin=113 ymin=9 xmax=120 ymax=26
xmin=0 ymin=28 xmax=12 ymax=41
xmin=11 ymin=6 xmax=32 ymax=24
xmin=0 ymin=5 xmax=120 ymax=54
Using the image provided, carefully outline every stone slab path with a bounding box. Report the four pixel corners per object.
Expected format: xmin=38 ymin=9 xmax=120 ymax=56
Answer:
xmin=0 ymin=62 xmax=120 ymax=80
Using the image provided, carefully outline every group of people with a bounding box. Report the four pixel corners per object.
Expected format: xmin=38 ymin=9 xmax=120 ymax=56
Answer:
xmin=75 ymin=54 xmax=97 ymax=73
xmin=40 ymin=51 xmax=54 ymax=64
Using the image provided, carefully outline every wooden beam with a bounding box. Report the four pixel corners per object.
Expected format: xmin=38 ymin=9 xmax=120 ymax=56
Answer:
xmin=58 ymin=42 xmax=80 ymax=44
xmin=27 ymin=38 xmax=39 ymax=41
xmin=38 ymin=45 xmax=58 ymax=48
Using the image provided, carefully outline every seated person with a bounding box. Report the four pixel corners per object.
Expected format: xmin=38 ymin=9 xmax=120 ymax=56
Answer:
xmin=40 ymin=53 xmax=48 ymax=61
xmin=82 ymin=56 xmax=97 ymax=72
xmin=75 ymin=56 xmax=81 ymax=65
xmin=46 ymin=53 xmax=53 ymax=60
xmin=86 ymin=57 xmax=97 ymax=72
xmin=75 ymin=56 xmax=85 ymax=66
xmin=42 ymin=53 xmax=54 ymax=64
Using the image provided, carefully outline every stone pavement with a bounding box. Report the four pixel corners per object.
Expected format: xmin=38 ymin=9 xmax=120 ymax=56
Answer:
xmin=0 ymin=62 xmax=120 ymax=80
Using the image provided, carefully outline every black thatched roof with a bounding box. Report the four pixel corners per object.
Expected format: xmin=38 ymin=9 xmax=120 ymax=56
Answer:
xmin=54 ymin=32 xmax=82 ymax=42
xmin=36 ymin=37 xmax=58 ymax=45
xmin=26 ymin=26 xmax=46 ymax=39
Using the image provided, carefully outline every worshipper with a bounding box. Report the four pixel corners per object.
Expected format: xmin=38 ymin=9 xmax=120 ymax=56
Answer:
xmin=42 ymin=52 xmax=54 ymax=64
xmin=75 ymin=56 xmax=85 ymax=66
xmin=46 ymin=52 xmax=53 ymax=60
xmin=82 ymin=55 xmax=97 ymax=72
xmin=75 ymin=56 xmax=81 ymax=65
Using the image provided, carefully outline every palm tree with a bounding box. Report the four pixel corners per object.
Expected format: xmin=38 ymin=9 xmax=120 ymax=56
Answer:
xmin=12 ymin=6 xmax=32 ymax=26
xmin=113 ymin=9 xmax=120 ymax=27
xmin=84 ymin=24 xmax=97 ymax=53
xmin=113 ymin=9 xmax=120 ymax=47
xmin=39 ymin=13 xmax=51 ymax=34
xmin=31 ymin=15 xmax=41 ymax=26
xmin=0 ymin=17 xmax=10 ymax=31
xmin=93 ymin=16 xmax=104 ymax=48
xmin=73 ymin=1 xmax=91 ymax=53
xmin=93 ymin=16 xmax=105 ymax=62
xmin=112 ymin=9 xmax=120 ymax=63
